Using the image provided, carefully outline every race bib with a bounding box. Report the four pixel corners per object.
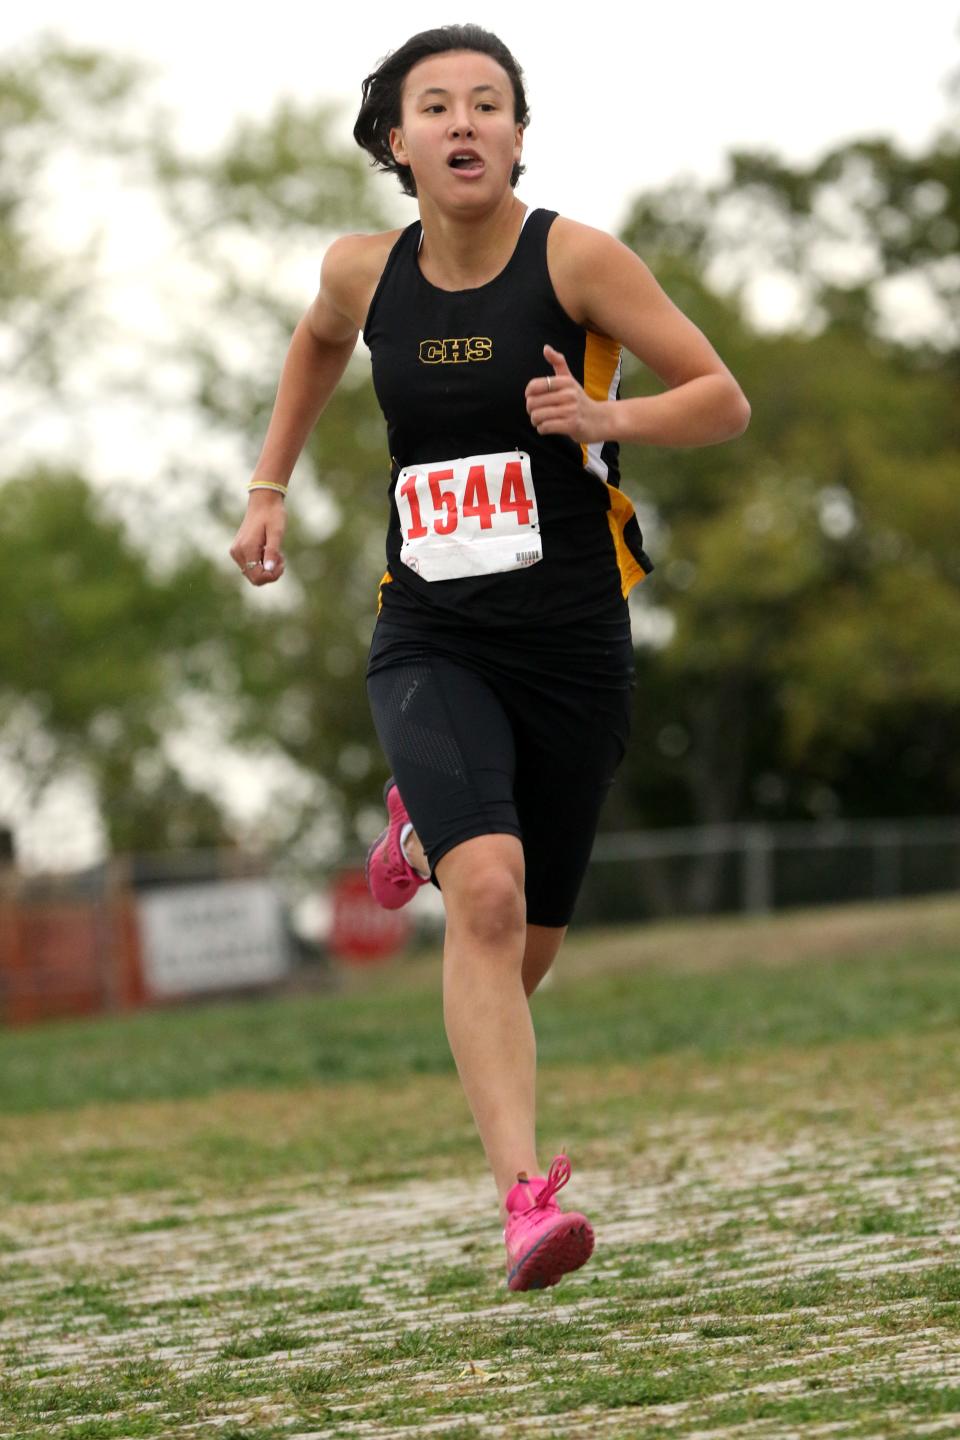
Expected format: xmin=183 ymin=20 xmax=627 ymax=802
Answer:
xmin=396 ymin=450 xmax=542 ymax=582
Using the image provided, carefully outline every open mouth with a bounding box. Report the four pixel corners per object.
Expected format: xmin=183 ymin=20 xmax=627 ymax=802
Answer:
xmin=448 ymin=151 xmax=485 ymax=175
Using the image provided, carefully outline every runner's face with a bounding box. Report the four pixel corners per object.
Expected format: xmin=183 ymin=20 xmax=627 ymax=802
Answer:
xmin=390 ymin=51 xmax=523 ymax=205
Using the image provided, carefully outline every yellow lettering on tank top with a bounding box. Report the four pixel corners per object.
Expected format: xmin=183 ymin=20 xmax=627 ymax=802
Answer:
xmin=418 ymin=337 xmax=493 ymax=364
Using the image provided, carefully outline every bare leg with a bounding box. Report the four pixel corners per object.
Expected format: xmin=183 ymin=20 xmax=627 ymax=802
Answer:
xmin=404 ymin=825 xmax=566 ymax=997
xmin=522 ymin=924 xmax=567 ymax=997
xmin=403 ymin=827 xmax=430 ymax=879
xmin=435 ymin=834 xmax=540 ymax=1220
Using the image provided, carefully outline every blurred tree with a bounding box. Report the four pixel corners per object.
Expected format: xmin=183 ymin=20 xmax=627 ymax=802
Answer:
xmin=0 ymin=38 xmax=145 ymax=440
xmin=622 ymin=65 xmax=960 ymax=363
xmin=0 ymin=41 xmax=263 ymax=859
xmin=151 ymin=99 xmax=404 ymax=860
xmin=1 ymin=472 xmax=245 ymax=851
xmin=1 ymin=42 xmax=398 ymax=866
xmin=613 ymin=90 xmax=960 ymax=907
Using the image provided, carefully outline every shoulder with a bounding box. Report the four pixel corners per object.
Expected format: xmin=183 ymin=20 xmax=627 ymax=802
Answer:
xmin=546 ymin=215 xmax=646 ymax=272
xmin=545 ymin=216 xmax=734 ymax=388
xmin=546 ymin=216 xmax=651 ymax=333
xmin=322 ymin=229 xmax=407 ymax=289
xmin=316 ymin=228 xmax=408 ymax=334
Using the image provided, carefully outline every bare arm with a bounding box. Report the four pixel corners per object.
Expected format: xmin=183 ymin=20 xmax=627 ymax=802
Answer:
xmin=230 ymin=237 xmax=370 ymax=586
xmin=527 ymin=220 xmax=751 ymax=448
xmin=248 ymin=257 xmax=360 ymax=492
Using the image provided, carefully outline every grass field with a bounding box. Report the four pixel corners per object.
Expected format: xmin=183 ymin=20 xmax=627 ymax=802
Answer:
xmin=1 ymin=894 xmax=960 ymax=1439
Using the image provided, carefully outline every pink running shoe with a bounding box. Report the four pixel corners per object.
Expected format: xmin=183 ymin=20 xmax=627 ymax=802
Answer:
xmin=364 ymin=778 xmax=429 ymax=911
xmin=504 ymin=1154 xmax=595 ymax=1292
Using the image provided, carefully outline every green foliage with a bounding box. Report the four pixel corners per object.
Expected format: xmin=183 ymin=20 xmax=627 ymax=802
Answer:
xmin=723 ymin=131 xmax=960 ymax=352
xmin=0 ymin=41 xmax=398 ymax=862
xmin=151 ymin=95 xmax=402 ymax=855
xmin=0 ymin=39 xmax=144 ymax=391
xmin=615 ymin=121 xmax=960 ymax=851
xmin=0 ymin=470 xmax=243 ymax=850
xmin=623 ymin=82 xmax=960 ymax=361
xmin=154 ymin=99 xmax=392 ymax=237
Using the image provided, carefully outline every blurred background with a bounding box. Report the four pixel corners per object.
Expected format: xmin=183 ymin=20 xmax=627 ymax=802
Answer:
xmin=2 ymin=4 xmax=959 ymax=1020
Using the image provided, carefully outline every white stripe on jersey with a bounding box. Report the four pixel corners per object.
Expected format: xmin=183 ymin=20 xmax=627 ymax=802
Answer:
xmin=582 ymin=349 xmax=622 ymax=482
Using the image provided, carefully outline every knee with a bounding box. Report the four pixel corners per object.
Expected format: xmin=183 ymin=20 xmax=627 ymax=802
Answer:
xmin=446 ymin=866 xmax=525 ymax=949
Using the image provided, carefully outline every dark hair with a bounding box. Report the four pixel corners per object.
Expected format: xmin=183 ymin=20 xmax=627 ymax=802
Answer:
xmin=353 ymin=24 xmax=530 ymax=198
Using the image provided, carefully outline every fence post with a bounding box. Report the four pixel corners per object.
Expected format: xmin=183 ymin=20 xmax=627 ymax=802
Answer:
xmin=871 ymin=824 xmax=901 ymax=899
xmin=741 ymin=825 xmax=773 ymax=914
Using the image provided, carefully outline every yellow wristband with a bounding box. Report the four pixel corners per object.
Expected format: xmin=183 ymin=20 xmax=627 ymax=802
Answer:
xmin=247 ymin=481 xmax=288 ymax=496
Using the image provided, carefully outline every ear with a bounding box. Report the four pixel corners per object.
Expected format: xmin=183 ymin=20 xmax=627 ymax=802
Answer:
xmin=389 ymin=126 xmax=410 ymax=167
xmin=513 ymin=124 xmax=524 ymax=167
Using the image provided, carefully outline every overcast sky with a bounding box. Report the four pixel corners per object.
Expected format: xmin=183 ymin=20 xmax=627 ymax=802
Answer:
xmin=6 ymin=2 xmax=960 ymax=235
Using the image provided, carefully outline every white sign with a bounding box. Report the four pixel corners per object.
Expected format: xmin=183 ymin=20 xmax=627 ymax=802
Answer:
xmin=137 ymin=879 xmax=290 ymax=997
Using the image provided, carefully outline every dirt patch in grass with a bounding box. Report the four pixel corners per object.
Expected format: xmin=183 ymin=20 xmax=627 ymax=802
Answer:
xmin=554 ymin=893 xmax=960 ymax=982
xmin=2 ymin=899 xmax=959 ymax=1437
xmin=2 ymin=1030 xmax=959 ymax=1437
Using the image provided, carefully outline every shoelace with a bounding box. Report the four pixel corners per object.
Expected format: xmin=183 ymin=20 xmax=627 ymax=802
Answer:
xmin=522 ymin=1153 xmax=571 ymax=1213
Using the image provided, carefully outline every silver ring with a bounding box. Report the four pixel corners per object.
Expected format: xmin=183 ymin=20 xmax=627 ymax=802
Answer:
xmin=546 ymin=376 xmax=552 ymax=393
xmin=245 ymin=560 xmax=261 ymax=569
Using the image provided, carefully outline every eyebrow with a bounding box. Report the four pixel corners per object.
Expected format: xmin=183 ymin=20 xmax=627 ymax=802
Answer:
xmin=415 ymin=84 xmax=502 ymax=100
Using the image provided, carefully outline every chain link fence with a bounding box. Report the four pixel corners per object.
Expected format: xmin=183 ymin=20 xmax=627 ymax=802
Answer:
xmin=575 ymin=816 xmax=960 ymax=926
xmin=4 ymin=816 xmax=959 ymax=1022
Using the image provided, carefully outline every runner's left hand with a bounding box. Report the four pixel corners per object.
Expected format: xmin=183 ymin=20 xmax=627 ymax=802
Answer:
xmin=524 ymin=344 xmax=612 ymax=443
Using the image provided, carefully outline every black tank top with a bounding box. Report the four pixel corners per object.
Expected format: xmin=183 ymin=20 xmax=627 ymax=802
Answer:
xmin=363 ymin=207 xmax=653 ymax=633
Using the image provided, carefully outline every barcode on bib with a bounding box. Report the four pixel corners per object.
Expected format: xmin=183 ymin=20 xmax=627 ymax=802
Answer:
xmin=515 ymin=550 xmax=540 ymax=565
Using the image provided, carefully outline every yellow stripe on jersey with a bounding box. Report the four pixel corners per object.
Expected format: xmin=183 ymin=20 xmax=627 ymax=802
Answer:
xmin=604 ymin=484 xmax=648 ymax=599
xmin=376 ymin=568 xmax=393 ymax=614
xmin=581 ymin=332 xmax=647 ymax=597
xmin=580 ymin=330 xmax=622 ymax=479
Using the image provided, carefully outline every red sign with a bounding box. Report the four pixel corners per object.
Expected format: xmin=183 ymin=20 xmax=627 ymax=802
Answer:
xmin=328 ymin=869 xmax=411 ymax=964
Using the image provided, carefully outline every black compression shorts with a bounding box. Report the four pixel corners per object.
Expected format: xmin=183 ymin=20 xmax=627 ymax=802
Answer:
xmin=366 ymin=619 xmax=634 ymax=927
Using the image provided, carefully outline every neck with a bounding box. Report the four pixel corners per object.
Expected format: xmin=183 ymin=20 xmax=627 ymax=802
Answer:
xmin=416 ymin=192 xmax=527 ymax=289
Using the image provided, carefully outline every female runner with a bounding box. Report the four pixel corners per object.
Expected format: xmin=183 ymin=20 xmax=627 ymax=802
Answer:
xmin=231 ymin=24 xmax=750 ymax=1292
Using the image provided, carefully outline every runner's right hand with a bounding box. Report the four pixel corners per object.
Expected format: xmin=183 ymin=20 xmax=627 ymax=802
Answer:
xmin=230 ymin=489 xmax=287 ymax=586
